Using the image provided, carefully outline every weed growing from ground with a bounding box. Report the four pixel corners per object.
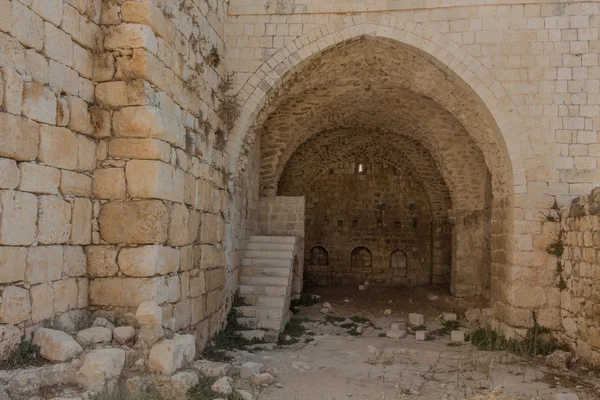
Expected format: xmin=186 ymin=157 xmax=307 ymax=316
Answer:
xmin=0 ymin=340 xmax=42 ymax=369
xmin=325 ymin=315 xmax=345 ymax=324
xmin=433 ymin=320 xmax=461 ymax=336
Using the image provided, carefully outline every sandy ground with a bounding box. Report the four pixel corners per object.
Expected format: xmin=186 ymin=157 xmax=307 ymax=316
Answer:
xmin=231 ymin=286 xmax=599 ymax=400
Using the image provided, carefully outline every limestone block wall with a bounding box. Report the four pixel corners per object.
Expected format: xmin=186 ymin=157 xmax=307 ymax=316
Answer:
xmin=0 ymin=0 xmax=101 ymax=334
xmin=258 ymin=195 xmax=305 ymax=293
xmin=561 ymin=188 xmax=600 ymax=364
xmin=88 ymin=0 xmax=230 ymax=348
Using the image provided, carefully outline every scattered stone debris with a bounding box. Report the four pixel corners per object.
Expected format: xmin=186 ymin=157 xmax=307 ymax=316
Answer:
xmin=465 ymin=308 xmax=481 ymax=323
xmin=415 ymin=330 xmax=427 ymax=341
xmin=383 ymin=309 xmax=392 ymax=315
xmin=241 ymin=361 xmax=264 ymax=378
xmin=427 ymin=293 xmax=439 ymax=300
xmin=211 ymin=376 xmax=233 ymax=395
xmin=450 ymin=330 xmax=465 ymax=342
xmin=33 ymin=328 xmax=83 ymax=362
xmin=358 ymin=285 xmax=366 ymax=291
xmin=546 ymin=350 xmax=573 ymax=369
xmin=442 ymin=312 xmax=457 ymax=321
xmin=409 ymin=313 xmax=424 ymax=326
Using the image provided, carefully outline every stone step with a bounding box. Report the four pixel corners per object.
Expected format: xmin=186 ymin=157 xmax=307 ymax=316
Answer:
xmin=246 ymin=242 xmax=296 ymax=251
xmin=240 ymin=266 xmax=291 ymax=278
xmin=244 ymin=250 xmax=294 ymax=259
xmin=243 ymin=294 xmax=288 ymax=308
xmin=235 ymin=306 xmax=286 ymax=318
xmin=237 ymin=312 xmax=291 ymax=330
xmin=242 ymin=258 xmax=292 ymax=267
xmin=239 ymin=284 xmax=290 ymax=296
xmin=239 ymin=275 xmax=289 ymax=287
xmin=250 ymin=236 xmax=296 ymax=244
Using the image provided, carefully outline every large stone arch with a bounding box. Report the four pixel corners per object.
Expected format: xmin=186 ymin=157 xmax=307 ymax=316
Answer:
xmin=227 ymin=17 xmax=529 ymax=197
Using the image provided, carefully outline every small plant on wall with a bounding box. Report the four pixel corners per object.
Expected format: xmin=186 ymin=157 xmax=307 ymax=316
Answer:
xmin=544 ymin=200 xmax=566 ymax=291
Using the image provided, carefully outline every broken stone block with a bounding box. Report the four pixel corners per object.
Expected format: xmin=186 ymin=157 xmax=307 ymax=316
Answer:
xmin=264 ymin=330 xmax=279 ymax=343
xmin=76 ymin=326 xmax=113 ymax=348
xmin=241 ymin=362 xmax=263 ymax=379
xmin=0 ymin=324 xmax=21 ymax=361
xmin=465 ymin=308 xmax=481 ymax=323
xmin=166 ymin=371 xmax=199 ymax=399
xmin=236 ymin=390 xmax=253 ymax=400
xmin=391 ymin=322 xmax=407 ymax=331
xmin=211 ymin=376 xmax=232 ymax=395
xmin=358 ymin=285 xmax=365 ymax=290
xmin=0 ymin=286 xmax=31 ymax=324
xmin=238 ymin=330 xmax=265 ymax=341
xmin=192 ymin=360 xmax=230 ymax=378
xmin=545 ymin=350 xmax=573 ymax=369
xmin=135 ymin=324 xmax=164 ymax=349
xmin=92 ymin=317 xmax=116 ymax=330
xmin=136 ymin=301 xmax=163 ymax=325
xmin=249 ymin=373 xmax=274 ymax=386
xmin=386 ymin=330 xmax=407 ymax=339
xmin=148 ymin=334 xmax=195 ymax=375
xmin=442 ymin=312 xmax=457 ymax=322
xmin=322 ymin=302 xmax=331 ymax=308
xmin=33 ymin=328 xmax=83 ymax=362
xmin=384 ymin=309 xmax=392 ymax=315
xmin=408 ymin=313 xmax=424 ymax=326
xmin=415 ymin=331 xmax=427 ymax=341
xmin=427 ymin=293 xmax=438 ymax=300
xmin=113 ymin=326 xmax=136 ymax=345
xmin=319 ymin=308 xmax=329 ymax=314
xmin=76 ymin=348 xmax=126 ymax=391
xmin=450 ymin=330 xmax=465 ymax=342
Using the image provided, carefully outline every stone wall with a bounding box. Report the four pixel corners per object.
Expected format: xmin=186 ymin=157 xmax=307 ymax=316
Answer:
xmin=561 ymin=187 xmax=600 ymax=364
xmin=0 ymin=0 xmax=233 ymax=353
xmin=280 ymin=161 xmax=443 ymax=287
xmin=0 ymin=0 xmax=101 ymax=334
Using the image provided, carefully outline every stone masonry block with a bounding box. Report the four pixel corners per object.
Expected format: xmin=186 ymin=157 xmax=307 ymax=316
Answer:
xmin=44 ymin=22 xmax=73 ymax=66
xmin=66 ymin=96 xmax=94 ymax=135
xmin=22 ymin=82 xmax=57 ymax=125
xmin=117 ymin=245 xmax=180 ymax=277
xmin=11 ymin=1 xmax=44 ymax=51
xmin=25 ymin=245 xmax=63 ymax=285
xmin=71 ymin=198 xmax=92 ymax=245
xmin=38 ymin=195 xmax=71 ymax=244
xmin=18 ymin=163 xmax=60 ymax=194
xmin=93 ymin=168 xmax=126 ymax=199
xmin=93 ymin=53 xmax=116 ymax=82
xmin=121 ymin=0 xmax=174 ymax=43
xmin=95 ymin=80 xmax=155 ymax=108
xmin=0 ymin=158 xmax=20 ymax=189
xmin=104 ymin=24 xmax=158 ymax=53
xmin=168 ymin=203 xmax=190 ymax=246
xmin=0 ymin=190 xmax=37 ymax=245
xmin=63 ymin=246 xmax=87 ymax=278
xmin=60 ymin=170 xmax=92 ymax=196
xmin=30 ymin=282 xmax=55 ymax=322
xmin=38 ymin=125 xmax=78 ymax=170
xmin=0 ymin=246 xmax=26 ymax=284
xmin=85 ymin=246 xmax=119 ymax=277
xmin=0 ymin=286 xmax=31 ymax=324
xmin=108 ymin=138 xmax=171 ymax=162
xmin=77 ymin=135 xmax=97 ymax=172
xmin=126 ymin=160 xmax=184 ymax=203
xmin=32 ymin=0 xmax=63 ymax=26
xmin=90 ymin=276 xmax=168 ymax=307
xmin=112 ymin=106 xmax=181 ymax=146
xmin=99 ymin=200 xmax=169 ymax=244
xmin=0 ymin=114 xmax=40 ymax=161
xmin=2 ymin=68 xmax=24 ymax=115
xmin=0 ymin=0 xmax=11 ymax=34
xmin=54 ymin=278 xmax=78 ymax=312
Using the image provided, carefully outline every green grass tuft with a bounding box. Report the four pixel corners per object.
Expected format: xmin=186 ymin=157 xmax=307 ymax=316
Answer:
xmin=0 ymin=340 xmax=43 ymax=369
xmin=433 ymin=320 xmax=461 ymax=336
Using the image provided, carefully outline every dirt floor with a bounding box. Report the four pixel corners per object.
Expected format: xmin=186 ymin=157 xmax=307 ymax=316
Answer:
xmin=231 ymin=286 xmax=599 ymax=400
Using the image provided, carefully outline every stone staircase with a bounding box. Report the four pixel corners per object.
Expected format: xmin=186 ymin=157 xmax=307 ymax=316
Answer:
xmin=235 ymin=235 xmax=297 ymax=331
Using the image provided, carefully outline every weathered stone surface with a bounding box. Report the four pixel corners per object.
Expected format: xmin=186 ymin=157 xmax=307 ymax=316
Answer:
xmin=44 ymin=22 xmax=73 ymax=66
xmin=545 ymin=350 xmax=573 ymax=370
xmin=192 ymin=360 xmax=231 ymax=378
xmin=249 ymin=373 xmax=274 ymax=386
xmin=0 ymin=190 xmax=37 ymax=245
xmin=0 ymin=158 xmax=20 ymax=189
xmin=99 ymin=200 xmax=169 ymax=244
xmin=26 ymin=245 xmax=63 ymax=284
xmin=464 ymin=308 xmax=481 ymax=323
xmin=118 ymin=245 xmax=180 ymax=277
xmin=0 ymin=114 xmax=39 ymax=161
xmin=450 ymin=330 xmax=465 ymax=342
xmin=66 ymin=96 xmax=93 ymax=135
xmin=60 ymin=171 xmax=92 ymax=196
xmin=104 ymin=24 xmax=158 ymax=53
xmin=126 ymin=160 xmax=184 ymax=203
xmin=90 ymin=276 xmax=168 ymax=307
xmin=71 ymin=198 xmax=92 ymax=245
xmin=408 ymin=313 xmax=424 ymax=326
xmin=135 ymin=301 xmax=162 ymax=325
xmin=0 ymin=246 xmax=26 ymax=284
xmin=2 ymin=68 xmax=23 ymax=115
xmin=76 ymin=348 xmax=126 ymax=391
xmin=211 ymin=376 xmax=232 ymax=395
xmin=167 ymin=371 xmax=200 ymax=400
xmin=38 ymin=195 xmax=71 ymax=244
xmin=108 ymin=138 xmax=170 ymax=161
xmin=135 ymin=324 xmax=164 ymax=349
xmin=63 ymin=246 xmax=86 ymax=278
xmin=33 ymin=328 xmax=83 ymax=361
xmin=0 ymin=324 xmax=21 ymax=361
xmin=32 ymin=0 xmax=63 ymax=25
xmin=148 ymin=334 xmax=195 ymax=375
xmin=386 ymin=329 xmax=407 ymax=339
xmin=92 ymin=168 xmax=126 ymax=199
xmin=95 ymin=80 xmax=154 ymax=107
xmin=30 ymin=283 xmax=55 ymax=322
xmin=113 ymin=326 xmax=136 ymax=345
xmin=76 ymin=327 xmax=113 ymax=347
xmin=22 ymin=82 xmax=57 ymax=124
xmin=11 ymin=1 xmax=44 ymax=50
xmin=85 ymin=246 xmax=119 ymax=277
xmin=18 ymin=162 xmax=60 ymax=194
xmin=76 ymin=134 xmax=97 ymax=172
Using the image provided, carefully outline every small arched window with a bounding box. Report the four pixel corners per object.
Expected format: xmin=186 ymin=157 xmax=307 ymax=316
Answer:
xmin=351 ymin=247 xmax=372 ymax=268
xmin=309 ymin=246 xmax=329 ymax=265
xmin=390 ymin=250 xmax=408 ymax=276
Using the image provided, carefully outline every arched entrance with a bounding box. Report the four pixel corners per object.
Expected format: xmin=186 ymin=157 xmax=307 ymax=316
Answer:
xmin=228 ymin=20 xmax=526 ymax=332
